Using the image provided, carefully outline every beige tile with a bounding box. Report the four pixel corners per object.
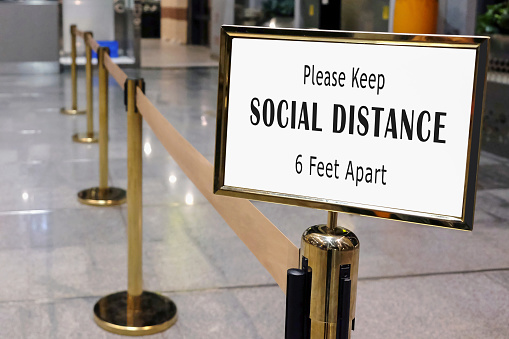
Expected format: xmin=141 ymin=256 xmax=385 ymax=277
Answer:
xmin=141 ymin=39 xmax=217 ymax=68
xmin=160 ymin=20 xmax=188 ymax=44
xmin=161 ymin=0 xmax=187 ymax=8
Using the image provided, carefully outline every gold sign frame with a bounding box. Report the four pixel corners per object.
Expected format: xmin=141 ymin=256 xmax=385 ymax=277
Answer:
xmin=214 ymin=25 xmax=489 ymax=231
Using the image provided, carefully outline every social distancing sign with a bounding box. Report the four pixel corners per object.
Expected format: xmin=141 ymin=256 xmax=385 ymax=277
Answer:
xmin=215 ymin=26 xmax=489 ymax=230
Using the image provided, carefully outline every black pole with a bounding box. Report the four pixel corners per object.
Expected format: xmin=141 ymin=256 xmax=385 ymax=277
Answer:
xmin=285 ymin=257 xmax=312 ymax=339
xmin=285 ymin=268 xmax=306 ymax=339
xmin=336 ymin=264 xmax=352 ymax=339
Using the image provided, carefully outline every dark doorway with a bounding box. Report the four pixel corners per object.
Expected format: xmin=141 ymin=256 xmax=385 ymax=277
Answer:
xmin=320 ymin=0 xmax=341 ymax=30
xmin=188 ymin=0 xmax=210 ymax=45
xmin=141 ymin=1 xmax=161 ymax=38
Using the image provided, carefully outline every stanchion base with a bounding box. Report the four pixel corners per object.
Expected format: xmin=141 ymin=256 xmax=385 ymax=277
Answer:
xmin=72 ymin=132 xmax=99 ymax=143
xmin=60 ymin=107 xmax=86 ymax=115
xmin=77 ymin=187 xmax=126 ymax=206
xmin=94 ymin=291 xmax=178 ymax=336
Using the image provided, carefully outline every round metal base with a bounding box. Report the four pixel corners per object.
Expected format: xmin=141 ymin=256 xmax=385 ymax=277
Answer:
xmin=72 ymin=132 xmax=99 ymax=143
xmin=77 ymin=187 xmax=126 ymax=206
xmin=94 ymin=291 xmax=178 ymax=336
xmin=60 ymin=107 xmax=86 ymax=115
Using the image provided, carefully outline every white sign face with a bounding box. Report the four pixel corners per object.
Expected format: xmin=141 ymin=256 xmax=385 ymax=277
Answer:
xmin=215 ymin=27 xmax=489 ymax=230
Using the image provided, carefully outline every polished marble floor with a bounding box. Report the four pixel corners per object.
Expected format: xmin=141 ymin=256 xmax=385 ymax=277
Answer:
xmin=140 ymin=39 xmax=217 ymax=69
xmin=0 ymin=66 xmax=508 ymax=339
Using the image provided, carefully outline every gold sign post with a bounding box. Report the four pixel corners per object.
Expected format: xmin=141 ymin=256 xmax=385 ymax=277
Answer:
xmin=73 ymin=31 xmax=99 ymax=143
xmin=77 ymin=47 xmax=126 ymax=206
xmin=303 ymin=211 xmax=359 ymax=339
xmin=93 ymin=78 xmax=178 ymax=336
xmin=60 ymin=24 xmax=86 ymax=115
xmin=285 ymin=211 xmax=359 ymax=339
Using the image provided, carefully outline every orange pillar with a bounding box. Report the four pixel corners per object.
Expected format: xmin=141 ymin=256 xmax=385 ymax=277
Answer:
xmin=393 ymin=0 xmax=439 ymax=34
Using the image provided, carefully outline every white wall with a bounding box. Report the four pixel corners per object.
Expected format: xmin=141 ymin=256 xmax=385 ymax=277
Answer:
xmin=62 ymin=0 xmax=115 ymax=54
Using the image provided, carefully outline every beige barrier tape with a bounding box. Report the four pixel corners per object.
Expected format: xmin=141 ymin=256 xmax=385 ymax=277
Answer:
xmin=86 ymin=35 xmax=100 ymax=53
xmin=136 ymin=87 xmax=300 ymax=292
xmin=104 ymin=54 xmax=128 ymax=87
xmin=74 ymin=27 xmax=125 ymax=87
xmin=75 ymin=29 xmax=84 ymax=38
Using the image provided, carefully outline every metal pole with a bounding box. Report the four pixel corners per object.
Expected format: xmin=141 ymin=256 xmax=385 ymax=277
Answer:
xmin=71 ymin=24 xmax=78 ymax=111
xmin=77 ymin=47 xmax=126 ymax=206
xmin=300 ymin=212 xmax=360 ymax=339
xmin=98 ymin=47 xmax=109 ymax=190
xmin=93 ymin=78 xmax=177 ymax=336
xmin=86 ymin=32 xmax=94 ymax=135
xmin=327 ymin=211 xmax=339 ymax=233
xmin=61 ymin=24 xmax=85 ymax=115
xmin=127 ymin=78 xmax=143 ymax=298
xmin=73 ymin=32 xmax=98 ymax=143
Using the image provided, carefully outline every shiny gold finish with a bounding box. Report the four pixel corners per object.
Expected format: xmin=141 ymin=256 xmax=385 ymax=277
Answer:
xmin=73 ymin=32 xmax=98 ymax=143
xmin=301 ymin=212 xmax=360 ymax=339
xmin=61 ymin=24 xmax=85 ymax=115
xmin=71 ymin=25 xmax=80 ymax=113
xmin=77 ymin=47 xmax=126 ymax=206
xmin=93 ymin=79 xmax=177 ymax=336
xmin=327 ymin=211 xmax=339 ymax=232
xmin=60 ymin=108 xmax=86 ymax=115
xmin=214 ymin=25 xmax=491 ymax=231
xmin=77 ymin=187 xmax=126 ymax=206
xmin=72 ymin=132 xmax=98 ymax=143
xmin=127 ymin=78 xmax=143 ymax=297
xmin=99 ymin=47 xmax=110 ymax=190
xmin=85 ymin=32 xmax=94 ymax=134
xmin=94 ymin=291 xmax=177 ymax=336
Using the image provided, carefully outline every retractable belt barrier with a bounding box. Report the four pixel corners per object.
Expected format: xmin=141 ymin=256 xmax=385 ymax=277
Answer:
xmin=73 ymin=25 xmax=299 ymax=293
xmin=75 ymin=28 xmax=85 ymax=39
xmin=85 ymin=31 xmax=101 ymax=52
xmin=65 ymin=25 xmax=300 ymax=336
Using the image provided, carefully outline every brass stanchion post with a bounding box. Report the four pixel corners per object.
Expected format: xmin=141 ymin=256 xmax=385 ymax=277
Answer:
xmin=93 ymin=78 xmax=178 ymax=336
xmin=304 ymin=211 xmax=359 ymax=339
xmin=61 ymin=24 xmax=86 ymax=115
xmin=73 ymin=31 xmax=99 ymax=143
xmin=77 ymin=47 xmax=126 ymax=206
xmin=127 ymin=79 xmax=143 ymax=301
xmin=285 ymin=211 xmax=360 ymax=339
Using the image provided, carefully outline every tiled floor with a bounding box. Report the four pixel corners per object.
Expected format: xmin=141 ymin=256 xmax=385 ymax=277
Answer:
xmin=0 ymin=64 xmax=508 ymax=339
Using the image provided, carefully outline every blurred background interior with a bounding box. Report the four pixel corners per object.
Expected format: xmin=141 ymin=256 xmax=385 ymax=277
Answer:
xmin=2 ymin=0 xmax=508 ymax=157
xmin=1 ymin=0 xmax=509 ymax=338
